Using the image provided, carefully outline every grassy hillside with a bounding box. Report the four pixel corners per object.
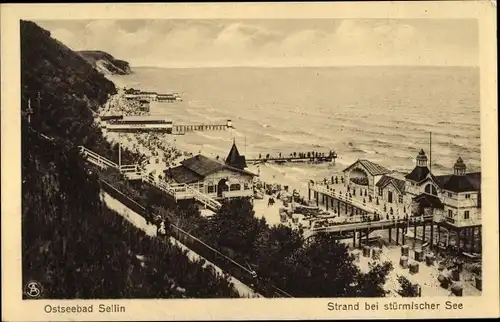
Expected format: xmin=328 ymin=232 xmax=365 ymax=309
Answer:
xmin=20 ymin=20 xmax=238 ymax=299
xmin=79 ymin=50 xmax=132 ymax=75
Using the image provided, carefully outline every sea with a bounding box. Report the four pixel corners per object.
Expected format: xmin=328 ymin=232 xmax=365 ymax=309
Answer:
xmin=108 ymin=66 xmax=481 ymax=187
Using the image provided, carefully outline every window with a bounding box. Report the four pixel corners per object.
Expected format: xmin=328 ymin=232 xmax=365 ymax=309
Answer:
xmin=229 ymin=183 xmax=241 ymax=191
xmin=398 ymin=195 xmax=403 ymax=203
xmin=207 ymin=185 xmax=216 ymax=193
xmin=378 ymin=188 xmax=383 ymax=196
xmin=448 ymin=209 xmax=453 ymax=218
xmin=425 ymin=184 xmax=437 ymax=195
xmin=464 ymin=211 xmax=470 ymax=220
xmin=465 ymin=194 xmax=471 ymax=199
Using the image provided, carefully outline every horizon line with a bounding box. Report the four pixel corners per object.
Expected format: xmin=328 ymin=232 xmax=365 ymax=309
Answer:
xmin=130 ymin=64 xmax=479 ymax=69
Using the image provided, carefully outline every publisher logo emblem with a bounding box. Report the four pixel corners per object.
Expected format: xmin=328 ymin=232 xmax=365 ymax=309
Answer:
xmin=25 ymin=280 xmax=42 ymax=299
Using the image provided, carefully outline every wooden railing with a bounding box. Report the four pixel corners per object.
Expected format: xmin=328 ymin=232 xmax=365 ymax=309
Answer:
xmin=306 ymin=214 xmax=434 ymax=237
xmin=79 ymin=146 xmax=118 ymax=169
xmin=187 ymin=186 xmax=222 ymax=210
xmin=312 ymin=184 xmax=379 ymax=213
xmin=79 ymin=145 xmax=222 ymax=211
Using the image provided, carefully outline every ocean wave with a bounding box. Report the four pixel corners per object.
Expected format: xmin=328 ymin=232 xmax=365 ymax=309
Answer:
xmin=369 ymin=139 xmax=394 ymax=149
xmin=437 ymin=141 xmax=481 ymax=155
xmin=116 ymin=67 xmax=480 ymax=175
xmin=263 ymin=132 xmax=327 ymax=148
xmin=193 ymin=131 xmax=232 ymax=142
xmin=184 ymin=108 xmax=226 ymax=123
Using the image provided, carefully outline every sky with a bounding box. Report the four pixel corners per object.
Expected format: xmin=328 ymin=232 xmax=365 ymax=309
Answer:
xmin=35 ymin=19 xmax=479 ymax=68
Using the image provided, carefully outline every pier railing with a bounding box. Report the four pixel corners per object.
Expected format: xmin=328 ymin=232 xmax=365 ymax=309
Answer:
xmin=173 ymin=123 xmax=230 ymax=135
xmin=305 ymin=214 xmax=434 ymax=238
xmin=312 ymin=184 xmax=379 ymax=213
xmin=247 ymin=153 xmax=337 ymax=164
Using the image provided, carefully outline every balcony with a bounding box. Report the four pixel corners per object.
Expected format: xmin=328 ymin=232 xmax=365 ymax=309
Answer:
xmin=445 ymin=217 xmax=455 ymax=224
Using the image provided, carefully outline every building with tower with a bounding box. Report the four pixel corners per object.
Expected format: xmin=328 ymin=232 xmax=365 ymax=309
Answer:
xmin=403 ymin=150 xmax=481 ymax=228
xmin=164 ymin=141 xmax=257 ymax=200
xmin=339 ymin=149 xmax=481 ymax=252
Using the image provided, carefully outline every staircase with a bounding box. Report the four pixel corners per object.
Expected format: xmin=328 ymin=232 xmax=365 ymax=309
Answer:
xmin=120 ymin=164 xmax=142 ymax=180
xmin=79 ymin=146 xmax=118 ymax=169
xmin=187 ymin=186 xmax=222 ymax=210
xmin=79 ymin=146 xmax=221 ymax=211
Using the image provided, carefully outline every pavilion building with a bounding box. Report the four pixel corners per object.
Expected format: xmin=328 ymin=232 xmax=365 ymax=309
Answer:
xmin=164 ymin=142 xmax=256 ymax=200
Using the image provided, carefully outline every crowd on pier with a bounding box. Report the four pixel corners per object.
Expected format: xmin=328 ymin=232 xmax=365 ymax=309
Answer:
xmin=254 ymin=150 xmax=337 ymax=160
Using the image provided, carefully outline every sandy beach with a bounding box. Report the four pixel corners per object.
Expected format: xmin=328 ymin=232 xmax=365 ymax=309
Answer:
xmin=97 ymin=87 xmax=481 ymax=299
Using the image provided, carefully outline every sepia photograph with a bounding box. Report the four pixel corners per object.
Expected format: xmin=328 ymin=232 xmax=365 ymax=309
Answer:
xmin=2 ymin=2 xmax=498 ymax=321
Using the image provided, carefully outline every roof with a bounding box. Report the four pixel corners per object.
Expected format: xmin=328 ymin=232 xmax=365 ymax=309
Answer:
xmin=225 ymin=142 xmax=247 ymax=170
xmin=413 ymin=193 xmax=444 ymax=209
xmin=168 ymin=154 xmax=256 ymax=181
xmin=182 ymin=155 xmax=226 ymax=176
xmin=405 ymin=166 xmax=433 ymax=183
xmin=164 ymin=166 xmax=203 ymax=184
xmin=376 ymin=175 xmax=406 ymax=193
xmin=434 ymin=172 xmax=481 ymax=193
xmin=342 ymin=159 xmax=392 ymax=176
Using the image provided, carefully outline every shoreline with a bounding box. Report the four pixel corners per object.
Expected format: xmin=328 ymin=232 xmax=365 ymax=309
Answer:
xmin=99 ymin=77 xmax=482 ymax=298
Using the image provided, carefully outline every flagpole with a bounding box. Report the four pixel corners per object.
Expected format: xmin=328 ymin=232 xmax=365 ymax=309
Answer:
xmin=429 ymin=131 xmax=432 ymax=173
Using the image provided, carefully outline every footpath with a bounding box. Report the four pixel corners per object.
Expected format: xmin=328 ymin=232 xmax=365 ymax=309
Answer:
xmin=102 ymin=191 xmax=262 ymax=298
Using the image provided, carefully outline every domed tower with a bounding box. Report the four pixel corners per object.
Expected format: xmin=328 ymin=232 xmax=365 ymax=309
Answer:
xmin=405 ymin=149 xmax=432 ymax=184
xmin=453 ymin=156 xmax=467 ymax=176
xmin=416 ymin=149 xmax=428 ymax=167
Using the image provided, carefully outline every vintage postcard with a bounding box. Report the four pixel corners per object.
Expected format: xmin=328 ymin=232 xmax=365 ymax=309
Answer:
xmin=1 ymin=1 xmax=498 ymax=321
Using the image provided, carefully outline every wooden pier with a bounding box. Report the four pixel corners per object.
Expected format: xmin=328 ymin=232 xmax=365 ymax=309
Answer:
xmin=173 ymin=122 xmax=231 ymax=135
xmin=307 ymin=182 xmax=482 ymax=254
xmin=247 ymin=152 xmax=337 ymax=164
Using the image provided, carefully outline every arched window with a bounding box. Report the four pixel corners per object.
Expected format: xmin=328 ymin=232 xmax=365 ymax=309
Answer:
xmin=424 ymin=184 xmax=437 ymax=196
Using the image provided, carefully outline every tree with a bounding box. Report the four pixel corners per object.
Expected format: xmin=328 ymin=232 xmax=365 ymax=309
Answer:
xmin=278 ymin=234 xmax=355 ymax=297
xmin=253 ymin=224 xmax=304 ymax=282
xmin=354 ymin=261 xmax=393 ymax=297
xmin=208 ymin=198 xmax=266 ymax=259
xmin=397 ymin=276 xmax=420 ymax=297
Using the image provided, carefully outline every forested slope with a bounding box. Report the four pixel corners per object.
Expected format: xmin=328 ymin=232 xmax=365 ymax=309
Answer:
xmin=20 ymin=20 xmax=238 ymax=299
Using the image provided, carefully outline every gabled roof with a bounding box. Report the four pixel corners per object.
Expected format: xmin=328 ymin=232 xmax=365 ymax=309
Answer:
xmin=168 ymin=154 xmax=257 ymax=182
xmin=342 ymin=159 xmax=391 ymax=176
xmin=413 ymin=193 xmax=444 ymax=209
xmin=182 ymin=155 xmax=225 ymax=176
xmin=376 ymin=174 xmax=406 ymax=194
xmin=164 ymin=166 xmax=203 ymax=184
xmin=434 ymin=172 xmax=481 ymax=193
xmin=225 ymin=142 xmax=247 ymax=170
